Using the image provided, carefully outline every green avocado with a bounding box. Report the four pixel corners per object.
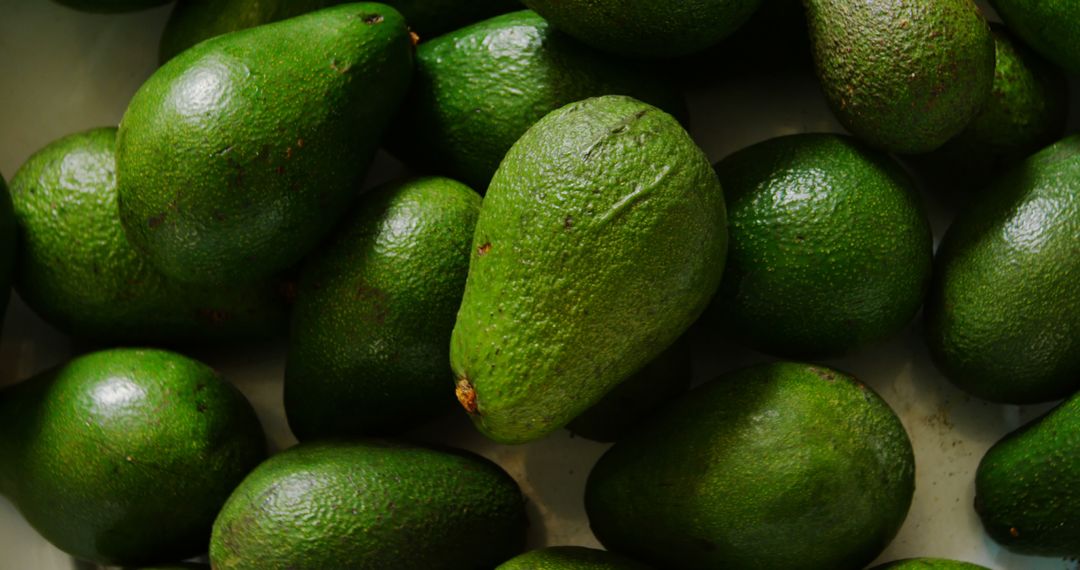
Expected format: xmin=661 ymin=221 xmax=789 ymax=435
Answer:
xmin=709 ymin=133 xmax=933 ymax=358
xmin=990 ymin=0 xmax=1080 ymax=74
xmin=117 ymin=4 xmax=414 ymax=286
xmin=450 ymin=95 xmax=726 ymax=444
xmin=285 ymin=176 xmax=481 ymax=439
xmin=924 ymin=135 xmax=1080 ymax=403
xmin=209 ymin=440 xmax=527 ymax=569
xmin=0 ymin=348 xmax=266 ymax=566
xmin=9 ymin=127 xmax=288 ymax=344
xmin=869 ymin=559 xmax=990 ymax=569
xmin=0 ymin=174 xmax=14 ymax=329
xmin=975 ymin=391 xmax=1080 ymax=556
xmin=387 ymin=10 xmax=687 ymax=190
xmin=585 ymin=362 xmax=915 ymax=570
xmin=50 ymin=0 xmax=170 ymax=13
xmin=520 ymin=0 xmax=763 ymax=58
xmin=496 ymin=546 xmax=652 ymax=569
xmin=805 ymin=0 xmax=995 ymax=153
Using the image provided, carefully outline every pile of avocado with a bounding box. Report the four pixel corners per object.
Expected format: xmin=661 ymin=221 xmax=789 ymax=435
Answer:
xmin=0 ymin=0 xmax=1075 ymax=568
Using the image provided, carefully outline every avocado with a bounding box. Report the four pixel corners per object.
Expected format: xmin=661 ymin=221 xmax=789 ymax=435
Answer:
xmin=805 ymin=0 xmax=995 ymax=153
xmin=0 ymin=348 xmax=266 ymax=566
xmin=990 ymin=0 xmax=1080 ymax=74
xmin=9 ymin=127 xmax=288 ymax=344
xmin=869 ymin=560 xmax=990 ymax=570
xmin=585 ymin=362 xmax=915 ymax=570
xmin=520 ymin=0 xmax=763 ymax=58
xmin=496 ymin=546 xmax=652 ymax=569
xmin=159 ymin=0 xmax=520 ymax=63
xmin=974 ymin=390 xmax=1080 ymax=556
xmin=709 ymin=133 xmax=933 ymax=358
xmin=209 ymin=440 xmax=527 ymax=569
xmin=117 ymin=4 xmax=414 ymax=286
xmin=387 ymin=10 xmax=687 ymax=190
xmin=285 ymin=176 xmax=481 ymax=439
xmin=0 ymin=174 xmax=14 ymax=329
xmin=924 ymin=135 xmax=1080 ymax=403
xmin=450 ymin=95 xmax=727 ymax=444
xmin=50 ymin=0 xmax=169 ymax=12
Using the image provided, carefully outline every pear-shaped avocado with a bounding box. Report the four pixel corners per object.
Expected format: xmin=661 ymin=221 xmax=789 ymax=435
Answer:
xmin=869 ymin=559 xmax=990 ymax=569
xmin=117 ymin=4 xmax=414 ymax=286
xmin=990 ymin=0 xmax=1080 ymax=74
xmin=50 ymin=0 xmax=169 ymax=13
xmin=496 ymin=546 xmax=652 ymax=569
xmin=10 ymin=127 xmax=288 ymax=344
xmin=450 ymin=95 xmax=726 ymax=444
xmin=0 ymin=174 xmax=14 ymax=330
xmin=805 ymin=0 xmax=995 ymax=153
xmin=0 ymin=348 xmax=266 ymax=566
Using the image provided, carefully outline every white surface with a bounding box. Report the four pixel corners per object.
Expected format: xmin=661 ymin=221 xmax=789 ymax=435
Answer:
xmin=0 ymin=1 xmax=1077 ymax=569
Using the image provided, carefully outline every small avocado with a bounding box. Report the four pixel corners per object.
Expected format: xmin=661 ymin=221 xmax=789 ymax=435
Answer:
xmin=50 ymin=0 xmax=169 ymax=13
xmin=924 ymin=135 xmax=1080 ymax=403
xmin=209 ymin=440 xmax=527 ymax=569
xmin=869 ymin=560 xmax=990 ymax=570
xmin=585 ymin=362 xmax=915 ymax=570
xmin=285 ymin=176 xmax=481 ymax=439
xmin=805 ymin=0 xmax=995 ymax=153
xmin=974 ymin=391 xmax=1080 ymax=556
xmin=450 ymin=95 xmax=727 ymax=444
xmin=117 ymin=4 xmax=414 ymax=285
xmin=0 ymin=348 xmax=266 ymax=566
xmin=9 ymin=127 xmax=288 ymax=344
xmin=496 ymin=546 xmax=652 ymax=569
xmin=0 ymin=174 xmax=14 ymax=329
xmin=709 ymin=133 xmax=933 ymax=358
xmin=990 ymin=0 xmax=1080 ymax=74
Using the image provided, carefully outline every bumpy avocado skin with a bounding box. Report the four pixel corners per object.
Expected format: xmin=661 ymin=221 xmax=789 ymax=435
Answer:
xmin=975 ymin=392 xmax=1080 ymax=556
xmin=284 ymin=176 xmax=481 ymax=439
xmin=805 ymin=0 xmax=995 ymax=153
xmin=117 ymin=4 xmax=414 ymax=286
xmin=497 ymin=546 xmax=653 ymax=569
xmin=388 ymin=10 xmax=687 ymax=191
xmin=924 ymin=135 xmax=1080 ymax=403
xmin=209 ymin=440 xmax=527 ymax=569
xmin=9 ymin=127 xmax=288 ymax=344
xmin=0 ymin=175 xmax=14 ymax=328
xmin=50 ymin=0 xmax=169 ymax=13
xmin=710 ymin=133 xmax=933 ymax=358
xmin=585 ymin=362 xmax=915 ymax=570
xmin=521 ymin=0 xmax=763 ymax=58
xmin=869 ymin=559 xmax=990 ymax=569
xmin=990 ymin=0 xmax=1080 ymax=74
xmin=0 ymin=348 xmax=266 ymax=566
xmin=449 ymin=95 xmax=727 ymax=444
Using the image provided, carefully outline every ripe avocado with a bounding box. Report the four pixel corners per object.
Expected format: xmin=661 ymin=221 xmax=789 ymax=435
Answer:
xmin=869 ymin=559 xmax=989 ymax=569
xmin=990 ymin=0 xmax=1080 ymax=74
xmin=285 ymin=176 xmax=481 ymax=439
xmin=117 ymin=4 xmax=414 ymax=285
xmin=496 ymin=546 xmax=652 ymax=569
xmin=450 ymin=95 xmax=727 ymax=444
xmin=0 ymin=174 xmax=14 ymax=329
xmin=209 ymin=440 xmax=527 ymax=569
xmin=0 ymin=348 xmax=266 ymax=566
xmin=9 ymin=127 xmax=288 ymax=344
xmin=924 ymin=135 xmax=1080 ymax=403
xmin=585 ymin=362 xmax=915 ymax=570
xmin=50 ymin=0 xmax=169 ymax=12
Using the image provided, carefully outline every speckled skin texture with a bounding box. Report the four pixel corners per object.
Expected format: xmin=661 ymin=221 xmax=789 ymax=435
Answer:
xmin=50 ymin=0 xmax=169 ymax=13
xmin=0 ymin=348 xmax=266 ymax=566
xmin=990 ymin=0 xmax=1080 ymax=74
xmin=710 ymin=133 xmax=933 ymax=358
xmin=585 ymin=362 xmax=915 ymax=570
xmin=975 ymin=392 xmax=1080 ymax=556
xmin=117 ymin=4 xmax=413 ymax=285
xmin=9 ymin=127 xmax=289 ymax=344
xmin=924 ymin=135 xmax=1080 ymax=403
xmin=209 ymin=440 xmax=527 ymax=569
xmin=869 ymin=559 xmax=989 ymax=569
xmin=521 ymin=0 xmax=763 ymax=58
xmin=388 ymin=10 xmax=687 ymax=190
xmin=496 ymin=546 xmax=653 ymax=569
xmin=0 ymin=175 xmax=14 ymax=329
xmin=284 ymin=176 xmax=481 ymax=439
xmin=805 ymin=0 xmax=994 ymax=154
xmin=449 ymin=95 xmax=727 ymax=444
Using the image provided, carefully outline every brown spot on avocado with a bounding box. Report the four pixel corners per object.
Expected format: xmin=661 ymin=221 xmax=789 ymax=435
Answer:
xmin=363 ymin=14 xmax=384 ymax=25
xmin=811 ymin=367 xmax=837 ymax=382
xmin=148 ymin=213 xmax=167 ymax=228
xmin=477 ymin=242 xmax=492 ymax=256
xmin=456 ymin=377 xmax=478 ymax=414
xmin=1010 ymin=527 xmax=1020 ymax=538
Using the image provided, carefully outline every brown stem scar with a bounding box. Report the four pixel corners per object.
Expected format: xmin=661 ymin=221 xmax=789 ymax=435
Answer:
xmin=456 ymin=377 xmax=478 ymax=414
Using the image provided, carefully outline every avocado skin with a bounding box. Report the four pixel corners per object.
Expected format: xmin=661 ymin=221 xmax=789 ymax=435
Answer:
xmin=869 ymin=559 xmax=989 ymax=569
xmin=924 ymin=135 xmax=1080 ymax=403
xmin=990 ymin=0 xmax=1080 ymax=74
xmin=710 ymin=133 xmax=933 ymax=358
xmin=388 ymin=10 xmax=686 ymax=191
xmin=805 ymin=0 xmax=995 ymax=153
xmin=521 ymin=0 xmax=763 ymax=58
xmin=497 ymin=546 xmax=653 ymax=569
xmin=10 ymin=127 xmax=288 ymax=344
xmin=284 ymin=176 xmax=481 ymax=439
xmin=975 ymin=392 xmax=1080 ymax=556
xmin=585 ymin=362 xmax=914 ymax=570
xmin=450 ymin=95 xmax=726 ymax=444
xmin=0 ymin=175 xmax=14 ymax=328
xmin=209 ymin=440 xmax=527 ymax=569
xmin=117 ymin=4 xmax=413 ymax=286
xmin=50 ymin=0 xmax=169 ymax=13
xmin=0 ymin=348 xmax=266 ymax=566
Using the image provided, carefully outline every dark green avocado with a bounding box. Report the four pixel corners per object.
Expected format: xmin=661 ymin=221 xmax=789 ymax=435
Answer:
xmin=990 ymin=0 xmax=1080 ymax=74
